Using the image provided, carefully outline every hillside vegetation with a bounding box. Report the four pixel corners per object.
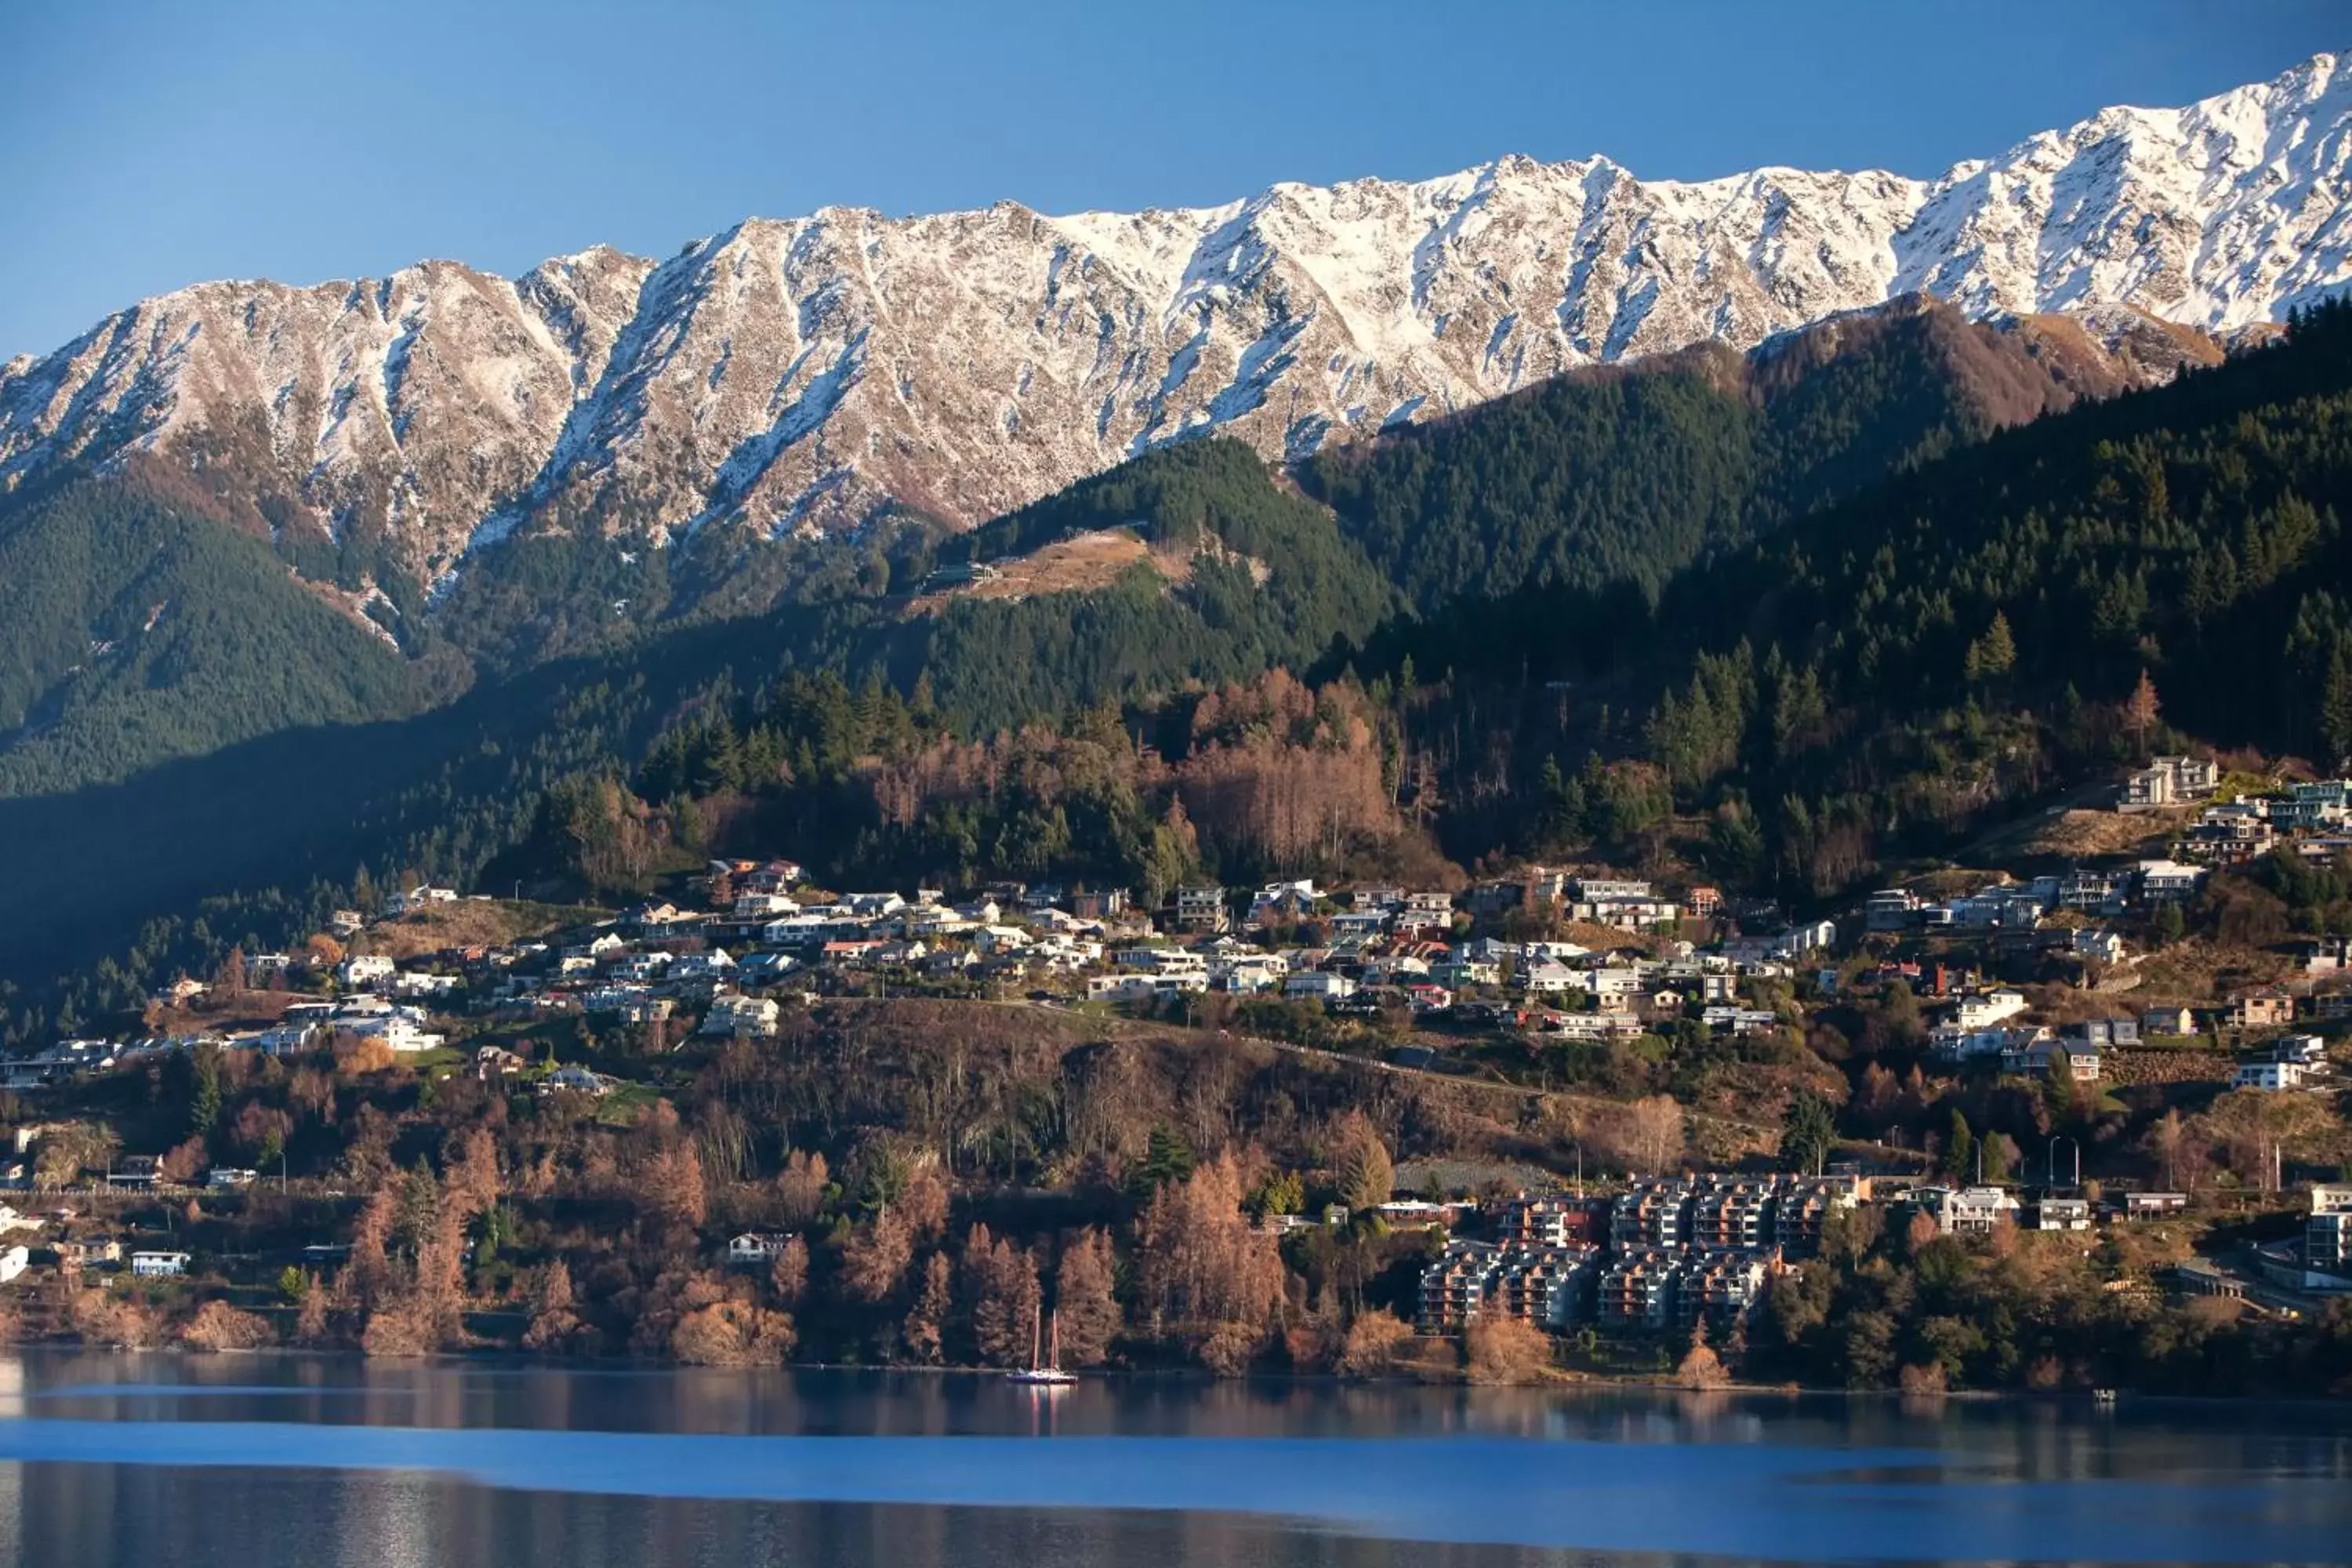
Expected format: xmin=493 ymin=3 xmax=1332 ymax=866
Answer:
xmin=2 ymin=305 xmax=2349 ymax=1035
xmin=0 ymin=481 xmax=441 ymax=795
xmin=1302 ymin=299 xmax=2122 ymax=612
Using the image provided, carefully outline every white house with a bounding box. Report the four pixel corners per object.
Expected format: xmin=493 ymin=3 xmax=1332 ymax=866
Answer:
xmin=234 ymin=1023 xmax=313 ymax=1056
xmin=1918 ymin=1187 xmax=2017 ymax=1236
xmin=346 ymin=1016 xmax=445 ymax=1054
xmin=2072 ymin=927 xmax=2128 ymax=964
xmin=728 ymin=1232 xmax=794 ymax=1267
xmin=1520 ymin=961 xmax=1581 ymax=996
xmin=2136 ymin=860 xmax=2207 ymax=902
xmin=1771 ymin=920 xmax=1840 ymax=958
xmin=543 ymin=1065 xmax=613 ymax=1096
xmin=338 ymin=954 xmax=397 ymax=989
xmin=130 ymin=1250 xmax=190 ymax=1278
xmin=733 ymin=892 xmax=799 ymax=920
xmin=1283 ymin=971 xmax=1357 ymax=1002
xmin=2274 ymin=1034 xmax=2328 ymax=1066
xmin=0 ymin=1246 xmax=27 ymax=1284
xmin=702 ymin=993 xmax=782 ymax=1039
xmin=1951 ymin=988 xmax=2029 ymax=1029
xmin=1578 ymin=967 xmax=1646 ymax=1004
xmin=391 ymin=971 xmax=463 ymax=999
xmin=2234 ymin=1060 xmax=2306 ymax=1091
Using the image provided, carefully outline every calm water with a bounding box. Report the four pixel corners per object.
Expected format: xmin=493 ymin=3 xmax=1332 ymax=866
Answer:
xmin=0 ymin=1352 xmax=2343 ymax=1566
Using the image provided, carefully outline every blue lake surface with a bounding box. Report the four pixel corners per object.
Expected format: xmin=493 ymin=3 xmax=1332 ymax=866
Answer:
xmin=0 ymin=1352 xmax=2343 ymax=1566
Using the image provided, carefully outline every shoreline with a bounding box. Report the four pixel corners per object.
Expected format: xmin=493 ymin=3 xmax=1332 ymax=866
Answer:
xmin=5 ymin=1341 xmax=2336 ymax=1411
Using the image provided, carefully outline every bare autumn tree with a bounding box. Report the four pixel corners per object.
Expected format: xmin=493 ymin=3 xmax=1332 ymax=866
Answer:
xmin=1465 ymin=1314 xmax=1552 ymax=1385
xmin=1336 ymin=1309 xmax=1413 ymax=1377
xmin=2141 ymin=1109 xmax=2186 ymax=1191
xmin=444 ymin=1127 xmax=502 ymax=1216
xmin=1328 ymin=1111 xmax=1394 ymax=1214
xmin=1051 ymin=1229 xmax=1120 ymax=1368
xmin=1675 ymin=1321 xmax=1728 ymax=1389
xmin=523 ymin=1261 xmax=587 ymax=1352
xmin=636 ymin=1140 xmax=708 ymax=1231
xmin=673 ymin=1297 xmax=794 ymax=1367
xmin=963 ymin=1223 xmax=1041 ymax=1367
xmin=769 ymin=1236 xmax=810 ymax=1305
xmin=775 ymin=1150 xmax=830 ymax=1226
xmin=289 ymin=1067 xmax=336 ymax=1123
xmin=1135 ymin=1155 xmax=1286 ymax=1336
xmin=1625 ymin=1096 xmax=1686 ymax=1175
xmin=160 ymin=1138 xmax=209 ymax=1185
xmin=415 ymin=1203 xmax=473 ymax=1347
xmin=294 ymin=1273 xmax=332 ymax=1347
xmin=839 ymin=1210 xmax=915 ymax=1305
xmin=902 ymin=1251 xmax=953 ymax=1364
xmin=345 ymin=1187 xmax=397 ymax=1309
xmin=2126 ymin=669 xmax=2161 ymax=750
xmin=895 ymin=1163 xmax=951 ymax=1242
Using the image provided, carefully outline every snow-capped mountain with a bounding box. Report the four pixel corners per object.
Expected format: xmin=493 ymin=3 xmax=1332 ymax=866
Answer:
xmin=2 ymin=49 xmax=2347 ymax=583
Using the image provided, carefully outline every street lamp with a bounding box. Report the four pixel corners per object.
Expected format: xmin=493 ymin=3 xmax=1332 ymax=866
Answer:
xmin=2048 ymin=1135 xmax=2079 ymax=1189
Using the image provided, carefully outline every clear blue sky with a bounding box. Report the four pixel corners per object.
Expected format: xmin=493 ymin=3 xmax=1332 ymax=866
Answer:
xmin=2 ymin=0 xmax=2344 ymax=359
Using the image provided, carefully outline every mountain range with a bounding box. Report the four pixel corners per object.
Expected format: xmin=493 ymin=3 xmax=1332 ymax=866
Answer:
xmin=2 ymin=49 xmax=2347 ymax=594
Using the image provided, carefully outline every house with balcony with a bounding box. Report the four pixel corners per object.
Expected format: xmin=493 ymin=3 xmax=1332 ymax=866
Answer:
xmin=1950 ymin=988 xmax=2029 ymax=1029
xmin=1417 ymin=1240 xmax=1500 ymax=1332
xmin=2058 ymin=868 xmax=2126 ymax=913
xmin=1610 ymin=1181 xmax=1692 ymax=1250
xmin=1675 ymin=1251 xmax=1771 ymax=1328
xmin=1864 ymin=889 xmax=1921 ymax=931
xmin=2233 ymin=1059 xmax=2306 ymax=1091
xmin=1915 ymin=1185 xmax=2017 ymax=1235
xmin=1773 ymin=1178 xmax=1860 ymax=1256
xmin=2034 ymin=1196 xmax=2092 ymax=1231
xmin=1173 ymin=885 xmax=1229 ymax=933
xmin=1598 ymin=1250 xmax=1682 ymax=1330
xmin=2228 ymin=990 xmax=2296 ymax=1031
xmin=727 ymin=1232 xmax=796 ymax=1268
xmin=1685 ymin=1179 xmax=1776 ymax=1252
xmin=702 ymin=993 xmax=781 ymax=1039
xmin=2308 ymin=1185 xmax=2352 ymax=1277
xmin=2120 ymin=756 xmax=2218 ymax=810
xmin=2136 ymin=860 xmax=2207 ymax=902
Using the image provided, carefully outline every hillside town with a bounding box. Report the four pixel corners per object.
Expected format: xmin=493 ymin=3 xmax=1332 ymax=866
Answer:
xmin=0 ymin=756 xmax=2347 ymax=1377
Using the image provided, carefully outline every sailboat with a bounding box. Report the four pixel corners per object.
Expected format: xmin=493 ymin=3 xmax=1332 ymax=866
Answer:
xmin=1005 ymin=1305 xmax=1078 ymax=1386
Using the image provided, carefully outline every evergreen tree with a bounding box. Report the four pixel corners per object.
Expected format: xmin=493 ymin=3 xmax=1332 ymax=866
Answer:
xmin=1135 ymin=1124 xmax=1196 ymax=1195
xmin=1941 ymin=1109 xmax=1976 ymax=1182
xmin=2321 ymin=642 xmax=2352 ymax=768
xmin=1780 ymin=1092 xmax=1838 ymax=1176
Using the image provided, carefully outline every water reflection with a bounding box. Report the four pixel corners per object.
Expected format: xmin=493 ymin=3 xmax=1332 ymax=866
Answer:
xmin=0 ymin=1351 xmax=2345 ymax=1567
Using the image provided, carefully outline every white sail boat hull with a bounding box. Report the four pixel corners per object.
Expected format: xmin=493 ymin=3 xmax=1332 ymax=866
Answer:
xmin=1007 ymin=1305 xmax=1080 ymax=1385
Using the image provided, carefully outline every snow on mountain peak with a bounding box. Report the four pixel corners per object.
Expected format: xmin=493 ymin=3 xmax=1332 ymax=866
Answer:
xmin=1 ymin=49 xmax=2347 ymax=582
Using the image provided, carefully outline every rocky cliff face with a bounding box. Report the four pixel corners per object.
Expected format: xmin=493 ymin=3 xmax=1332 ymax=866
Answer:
xmin=2 ymin=50 xmax=2346 ymax=586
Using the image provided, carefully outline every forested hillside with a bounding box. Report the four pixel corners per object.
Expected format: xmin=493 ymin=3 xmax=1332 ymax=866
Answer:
xmin=902 ymin=439 xmax=1395 ymax=725
xmin=1353 ymin=299 xmax=2352 ymax=895
xmin=3 ymin=304 xmax=2347 ymax=1043
xmin=0 ymin=480 xmax=444 ymax=795
xmin=1301 ymin=299 xmax=2132 ymax=612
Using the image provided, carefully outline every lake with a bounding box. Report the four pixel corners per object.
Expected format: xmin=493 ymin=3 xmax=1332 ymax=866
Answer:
xmin=0 ymin=1352 xmax=2343 ymax=1566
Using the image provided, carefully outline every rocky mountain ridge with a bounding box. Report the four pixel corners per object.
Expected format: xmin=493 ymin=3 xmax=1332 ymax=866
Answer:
xmin=2 ymin=49 xmax=2347 ymax=586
